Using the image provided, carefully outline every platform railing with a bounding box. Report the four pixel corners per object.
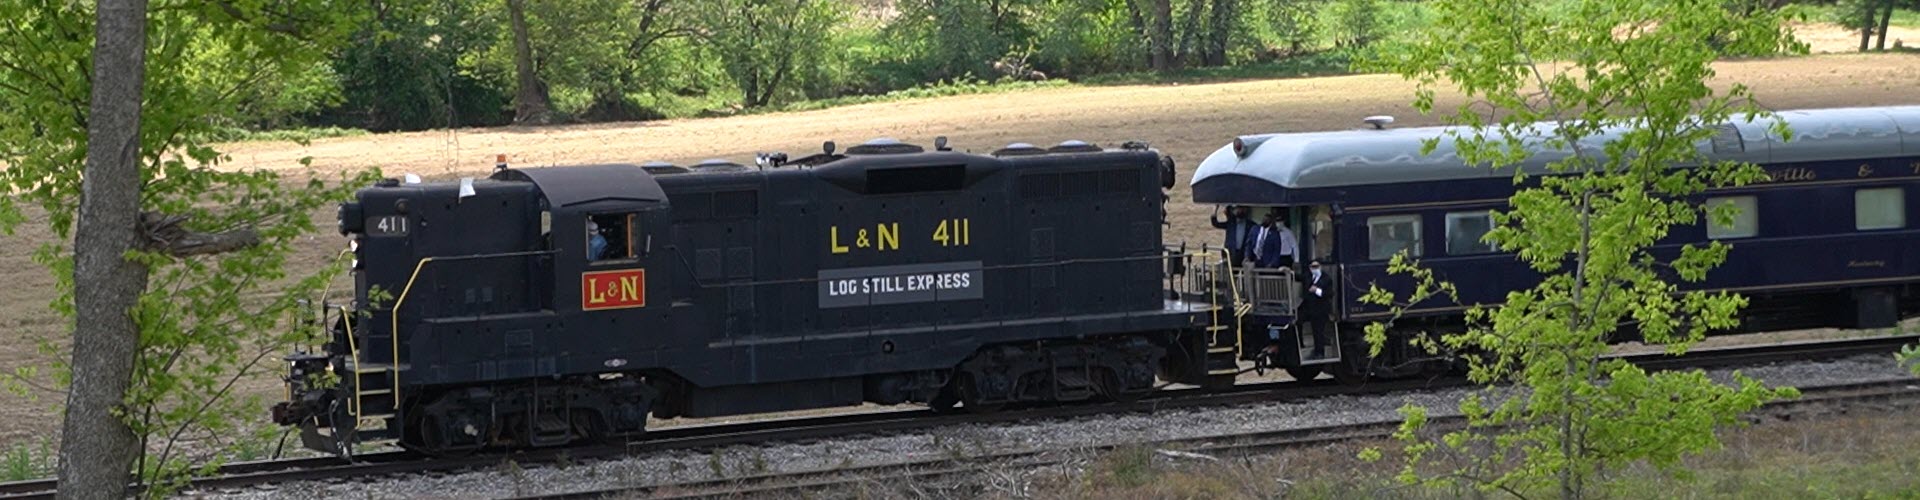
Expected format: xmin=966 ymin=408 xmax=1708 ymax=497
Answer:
xmin=1239 ymin=267 xmax=1300 ymax=317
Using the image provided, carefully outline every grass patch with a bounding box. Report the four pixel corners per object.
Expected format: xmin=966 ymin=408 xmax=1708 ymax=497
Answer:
xmin=1786 ymin=3 xmax=1920 ymax=29
xmin=202 ymin=125 xmax=369 ymax=144
xmin=1021 ymin=407 xmax=1920 ymax=499
xmin=754 ymin=78 xmax=1073 ymax=115
xmin=1079 ymin=51 xmax=1360 ymax=86
xmin=1 ymin=439 xmax=53 ymax=482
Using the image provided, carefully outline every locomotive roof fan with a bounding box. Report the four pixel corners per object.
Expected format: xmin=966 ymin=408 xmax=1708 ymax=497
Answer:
xmin=846 ymin=137 xmax=925 ymax=155
xmin=640 ymin=160 xmax=689 ymax=175
xmin=1049 ymin=139 xmax=1102 ymax=153
xmin=991 ymin=142 xmax=1048 ymax=157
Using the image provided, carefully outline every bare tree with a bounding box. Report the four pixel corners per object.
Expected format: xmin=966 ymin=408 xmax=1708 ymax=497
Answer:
xmin=1876 ymin=0 xmax=1895 ymax=50
xmin=1150 ymin=0 xmax=1173 ymax=70
xmin=1860 ymin=0 xmax=1877 ymax=51
xmin=1204 ymin=0 xmax=1237 ymax=66
xmin=508 ymin=0 xmax=555 ymax=124
xmin=57 ymin=0 xmax=150 ymax=496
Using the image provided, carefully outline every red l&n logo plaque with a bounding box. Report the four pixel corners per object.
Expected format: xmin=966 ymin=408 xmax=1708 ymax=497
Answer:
xmin=581 ymin=269 xmax=646 ymax=311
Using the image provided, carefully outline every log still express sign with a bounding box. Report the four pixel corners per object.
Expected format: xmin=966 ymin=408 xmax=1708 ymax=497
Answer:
xmin=818 ymin=261 xmax=984 ymax=308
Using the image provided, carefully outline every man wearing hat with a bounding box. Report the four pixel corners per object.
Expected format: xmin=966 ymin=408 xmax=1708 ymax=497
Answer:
xmin=587 ymin=219 xmax=608 ymax=261
xmin=1299 ymin=259 xmax=1335 ymax=358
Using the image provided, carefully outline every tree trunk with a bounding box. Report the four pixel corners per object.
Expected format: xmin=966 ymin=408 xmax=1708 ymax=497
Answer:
xmin=57 ymin=0 xmax=152 ymax=497
xmin=1861 ymin=2 xmax=1877 ymax=52
xmin=1876 ymin=0 xmax=1895 ymax=50
xmin=1205 ymin=0 xmax=1234 ymax=66
xmin=507 ymin=0 xmax=554 ymax=125
xmin=1176 ymin=0 xmax=1205 ymax=65
xmin=1150 ymin=0 xmax=1172 ymax=71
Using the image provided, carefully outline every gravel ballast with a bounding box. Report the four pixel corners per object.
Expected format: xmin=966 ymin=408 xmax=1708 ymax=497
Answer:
xmin=209 ymin=354 xmax=1917 ymax=499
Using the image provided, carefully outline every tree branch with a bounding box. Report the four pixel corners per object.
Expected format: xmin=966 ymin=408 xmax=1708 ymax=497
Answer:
xmin=138 ymin=211 xmax=261 ymax=257
xmin=207 ymin=0 xmax=313 ymax=39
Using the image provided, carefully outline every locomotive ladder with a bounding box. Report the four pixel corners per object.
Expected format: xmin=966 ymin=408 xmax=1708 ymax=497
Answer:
xmin=338 ymin=251 xmax=549 ymax=454
xmin=340 ymin=305 xmax=400 ymax=449
xmin=1204 ymin=247 xmax=1246 ymax=377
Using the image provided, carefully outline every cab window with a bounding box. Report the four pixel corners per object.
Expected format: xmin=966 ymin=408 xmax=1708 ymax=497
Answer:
xmin=587 ymin=213 xmax=638 ymax=262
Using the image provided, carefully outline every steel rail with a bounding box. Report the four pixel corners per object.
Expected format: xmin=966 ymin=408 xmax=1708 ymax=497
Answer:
xmin=510 ymin=378 xmax=1920 ymax=500
xmin=0 ymin=333 xmax=1911 ymax=499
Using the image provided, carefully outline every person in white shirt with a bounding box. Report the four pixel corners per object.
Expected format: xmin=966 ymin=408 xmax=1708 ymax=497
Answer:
xmin=1273 ymin=215 xmax=1298 ymax=269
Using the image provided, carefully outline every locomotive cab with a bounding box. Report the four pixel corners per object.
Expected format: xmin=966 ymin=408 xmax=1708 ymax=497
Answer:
xmin=278 ymin=165 xmax=677 ymax=456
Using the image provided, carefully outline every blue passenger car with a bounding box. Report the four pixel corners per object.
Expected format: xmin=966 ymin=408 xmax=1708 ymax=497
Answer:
xmin=1192 ymin=106 xmax=1920 ymax=379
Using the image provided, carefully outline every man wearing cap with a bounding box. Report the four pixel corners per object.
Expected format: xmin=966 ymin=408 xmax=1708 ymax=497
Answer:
xmin=587 ymin=219 xmax=608 ymax=261
xmin=1299 ymin=259 xmax=1335 ymax=358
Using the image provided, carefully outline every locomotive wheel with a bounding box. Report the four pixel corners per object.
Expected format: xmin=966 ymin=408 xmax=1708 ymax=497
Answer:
xmin=1285 ymin=366 xmax=1323 ymax=382
xmin=1330 ymin=359 xmax=1368 ymax=385
xmin=927 ymin=380 xmax=962 ymax=414
xmin=1096 ymin=369 xmax=1143 ymax=404
xmin=413 ymin=413 xmax=476 ymax=458
xmin=928 ymin=391 xmax=960 ymax=413
xmin=958 ymin=374 xmax=1006 ymax=413
xmin=1198 ymin=373 xmax=1238 ymax=390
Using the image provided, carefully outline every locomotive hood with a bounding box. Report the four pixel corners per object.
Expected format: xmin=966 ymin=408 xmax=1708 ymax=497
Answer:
xmin=491 ymin=163 xmax=668 ymax=208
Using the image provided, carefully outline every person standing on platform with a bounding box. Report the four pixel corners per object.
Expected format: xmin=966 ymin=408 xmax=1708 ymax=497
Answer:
xmin=1211 ymin=205 xmax=1259 ymax=265
xmin=1299 ymin=259 xmax=1335 ymax=358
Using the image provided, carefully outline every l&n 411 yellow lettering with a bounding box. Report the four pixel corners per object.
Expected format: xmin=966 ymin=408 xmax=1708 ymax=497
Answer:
xmin=831 ymin=223 xmax=900 ymax=254
xmin=931 ymin=218 xmax=970 ymax=247
xmin=829 ymin=219 xmax=974 ymax=253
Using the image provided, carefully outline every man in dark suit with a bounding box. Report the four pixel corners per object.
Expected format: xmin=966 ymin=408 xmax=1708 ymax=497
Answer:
xmin=1298 ymin=259 xmax=1335 ymax=358
xmin=1210 ymin=205 xmax=1258 ymax=264
xmin=1254 ymin=213 xmax=1289 ymax=269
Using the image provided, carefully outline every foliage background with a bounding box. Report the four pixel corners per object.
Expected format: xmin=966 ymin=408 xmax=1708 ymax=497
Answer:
xmin=207 ymin=0 xmax=1464 ymax=133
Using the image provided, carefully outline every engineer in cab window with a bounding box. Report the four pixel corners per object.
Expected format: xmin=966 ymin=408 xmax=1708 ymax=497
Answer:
xmin=587 ymin=219 xmax=607 ymax=261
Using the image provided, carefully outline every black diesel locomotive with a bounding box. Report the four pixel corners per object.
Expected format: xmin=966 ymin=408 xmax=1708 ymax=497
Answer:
xmin=273 ymin=139 xmax=1242 ymax=456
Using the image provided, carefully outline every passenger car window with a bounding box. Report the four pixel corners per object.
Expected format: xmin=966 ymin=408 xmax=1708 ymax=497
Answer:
xmin=1445 ymin=211 xmax=1496 ymax=255
xmin=1367 ymin=215 xmax=1422 ymax=260
xmin=1705 ymin=196 xmax=1757 ymax=239
xmin=1855 ymin=187 xmax=1905 ymax=230
xmin=587 ymin=213 xmax=638 ymax=262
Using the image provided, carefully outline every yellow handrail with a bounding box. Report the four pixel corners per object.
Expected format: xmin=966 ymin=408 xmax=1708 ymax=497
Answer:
xmin=1214 ymin=248 xmax=1244 ymax=359
xmin=339 ymin=305 xmax=361 ymax=417
xmin=379 ymin=250 xmax=553 ymax=413
xmin=387 ymin=257 xmax=438 ymax=413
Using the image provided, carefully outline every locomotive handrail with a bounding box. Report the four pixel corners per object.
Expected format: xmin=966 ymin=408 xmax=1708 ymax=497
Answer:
xmin=387 ymin=249 xmax=556 ymax=408
xmin=1211 ymin=246 xmax=1243 ymax=359
xmin=339 ymin=304 xmax=363 ymax=417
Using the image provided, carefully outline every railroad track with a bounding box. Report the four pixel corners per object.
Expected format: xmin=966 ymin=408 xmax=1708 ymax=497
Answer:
xmin=2 ymin=333 xmax=1912 ymax=499
xmin=509 ymin=377 xmax=1920 ymax=500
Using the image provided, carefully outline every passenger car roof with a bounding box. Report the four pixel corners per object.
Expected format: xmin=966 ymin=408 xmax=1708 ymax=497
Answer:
xmin=1191 ymin=106 xmax=1920 ymax=191
xmin=492 ymin=164 xmax=667 ymax=207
